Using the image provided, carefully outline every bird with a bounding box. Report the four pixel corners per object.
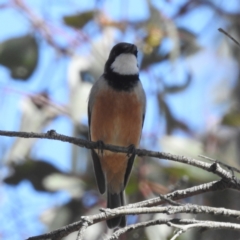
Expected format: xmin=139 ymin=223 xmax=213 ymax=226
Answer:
xmin=88 ymin=42 xmax=146 ymax=228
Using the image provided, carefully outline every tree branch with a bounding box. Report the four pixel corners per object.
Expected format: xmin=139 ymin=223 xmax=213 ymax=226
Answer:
xmin=218 ymin=28 xmax=240 ymax=48
xmin=13 ymin=0 xmax=73 ymax=55
xmin=0 ymin=130 xmax=238 ymax=184
xmin=1 ymin=129 xmax=240 ymax=239
xmin=26 ymin=180 xmax=240 ymax=240
xmin=76 ymin=217 xmax=92 ymax=240
xmin=105 ymin=218 xmax=240 ymax=240
xmin=27 ymin=201 xmax=240 ymax=240
xmin=169 ymin=219 xmax=240 ymax=240
xmin=121 ymin=179 xmax=233 ymax=209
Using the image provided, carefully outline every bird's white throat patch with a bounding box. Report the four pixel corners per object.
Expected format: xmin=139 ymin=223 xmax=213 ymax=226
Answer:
xmin=111 ymin=53 xmax=139 ymax=75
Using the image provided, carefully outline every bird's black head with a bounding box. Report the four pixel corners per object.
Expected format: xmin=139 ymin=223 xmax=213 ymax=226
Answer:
xmin=104 ymin=42 xmax=138 ymax=75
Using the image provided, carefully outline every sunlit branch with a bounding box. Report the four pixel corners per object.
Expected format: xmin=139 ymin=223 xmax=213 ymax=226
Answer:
xmin=0 ymin=130 xmax=237 ymax=183
xmin=1 ymin=129 xmax=240 ymax=240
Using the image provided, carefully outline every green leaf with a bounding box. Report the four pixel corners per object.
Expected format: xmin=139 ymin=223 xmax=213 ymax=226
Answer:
xmin=0 ymin=35 xmax=39 ymax=80
xmin=4 ymin=159 xmax=62 ymax=192
xmin=0 ymin=35 xmax=38 ymax=80
xmin=222 ymin=111 xmax=240 ymax=127
xmin=141 ymin=49 xmax=168 ymax=69
xmin=63 ymin=11 xmax=94 ymax=28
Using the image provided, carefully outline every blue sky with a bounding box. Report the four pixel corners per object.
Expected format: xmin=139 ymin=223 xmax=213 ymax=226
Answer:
xmin=0 ymin=0 xmax=239 ymax=239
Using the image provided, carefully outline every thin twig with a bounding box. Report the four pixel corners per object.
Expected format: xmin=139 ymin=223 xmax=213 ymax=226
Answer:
xmin=76 ymin=217 xmax=92 ymax=240
xmin=218 ymin=28 xmax=240 ymax=48
xmin=125 ymin=180 xmax=225 ymax=209
xmin=169 ymin=220 xmax=240 ymax=239
xmin=159 ymin=194 xmax=182 ymax=206
xmin=105 ymin=218 xmax=176 ymax=240
xmin=170 ymin=229 xmax=183 ymax=240
xmin=13 ymin=0 xmax=73 ymax=55
xmin=199 ymin=154 xmax=240 ymax=174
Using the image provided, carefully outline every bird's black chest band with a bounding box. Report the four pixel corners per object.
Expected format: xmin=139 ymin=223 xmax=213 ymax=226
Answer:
xmin=103 ymin=72 xmax=139 ymax=92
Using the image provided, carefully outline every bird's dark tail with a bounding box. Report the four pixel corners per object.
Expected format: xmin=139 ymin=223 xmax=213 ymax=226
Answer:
xmin=106 ymin=191 xmax=126 ymax=229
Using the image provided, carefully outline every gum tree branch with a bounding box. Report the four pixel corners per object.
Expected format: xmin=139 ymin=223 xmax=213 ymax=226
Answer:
xmin=100 ymin=204 xmax=240 ymax=219
xmin=1 ymin=129 xmax=240 ymax=239
xmin=169 ymin=220 xmax=240 ymax=240
xmin=27 ymin=201 xmax=240 ymax=240
xmin=121 ymin=179 xmax=235 ymax=209
xmin=105 ymin=218 xmax=240 ymax=240
xmin=26 ymin=180 xmax=221 ymax=239
xmin=0 ymin=130 xmax=238 ymax=183
xmin=27 ymin=179 xmax=230 ymax=239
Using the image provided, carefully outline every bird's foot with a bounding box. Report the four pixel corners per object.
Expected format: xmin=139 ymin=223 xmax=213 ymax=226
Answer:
xmin=126 ymin=144 xmax=136 ymax=157
xmin=96 ymin=140 xmax=105 ymax=156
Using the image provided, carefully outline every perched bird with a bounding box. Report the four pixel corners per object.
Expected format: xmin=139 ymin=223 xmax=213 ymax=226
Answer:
xmin=88 ymin=42 xmax=146 ymax=228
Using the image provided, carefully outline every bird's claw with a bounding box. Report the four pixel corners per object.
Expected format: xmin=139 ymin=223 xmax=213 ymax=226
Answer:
xmin=96 ymin=140 xmax=105 ymax=156
xmin=127 ymin=144 xmax=136 ymax=157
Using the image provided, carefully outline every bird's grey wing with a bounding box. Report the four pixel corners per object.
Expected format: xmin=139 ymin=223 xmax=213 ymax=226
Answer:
xmin=88 ymin=78 xmax=106 ymax=194
xmin=124 ymin=82 xmax=146 ymax=187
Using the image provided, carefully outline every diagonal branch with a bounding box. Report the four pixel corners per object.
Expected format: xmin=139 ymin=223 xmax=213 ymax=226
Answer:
xmin=13 ymin=0 xmax=73 ymax=55
xmin=27 ymin=202 xmax=240 ymax=240
xmin=76 ymin=217 xmax=93 ymax=240
xmin=199 ymin=154 xmax=240 ymax=174
xmin=2 ymin=129 xmax=240 ymax=239
xmin=121 ymin=179 xmax=233 ymax=209
xmin=26 ymin=179 xmax=239 ymax=240
xmin=169 ymin=219 xmax=240 ymax=240
xmin=218 ymin=28 xmax=240 ymax=48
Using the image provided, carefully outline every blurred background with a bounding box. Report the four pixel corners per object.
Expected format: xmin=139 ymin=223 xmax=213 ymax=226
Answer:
xmin=0 ymin=0 xmax=240 ymax=239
